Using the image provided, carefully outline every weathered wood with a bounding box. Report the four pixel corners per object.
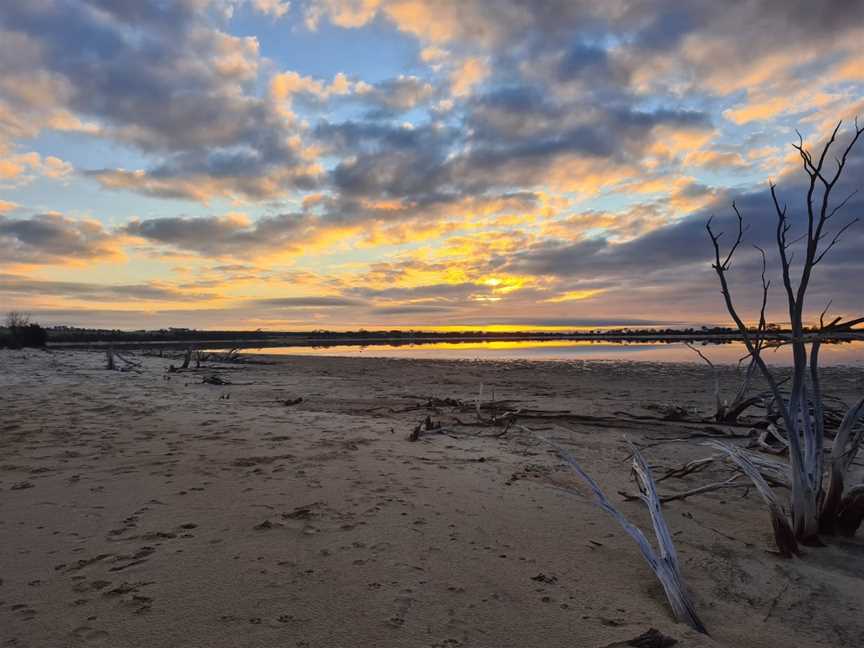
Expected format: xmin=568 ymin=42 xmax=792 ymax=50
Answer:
xmin=545 ymin=438 xmax=707 ymax=634
xmin=706 ymin=441 xmax=799 ymax=557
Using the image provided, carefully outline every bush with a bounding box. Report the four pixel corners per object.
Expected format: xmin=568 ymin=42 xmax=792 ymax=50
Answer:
xmin=2 ymin=313 xmax=47 ymax=348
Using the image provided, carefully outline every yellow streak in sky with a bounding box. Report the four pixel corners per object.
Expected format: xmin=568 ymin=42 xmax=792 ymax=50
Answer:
xmin=542 ymin=289 xmax=604 ymax=303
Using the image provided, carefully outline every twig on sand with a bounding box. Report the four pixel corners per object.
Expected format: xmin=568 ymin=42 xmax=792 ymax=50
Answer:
xmin=619 ymin=475 xmax=743 ymax=504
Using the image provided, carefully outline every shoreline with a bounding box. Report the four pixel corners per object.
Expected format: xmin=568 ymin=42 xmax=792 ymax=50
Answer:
xmin=44 ymin=331 xmax=864 ymax=351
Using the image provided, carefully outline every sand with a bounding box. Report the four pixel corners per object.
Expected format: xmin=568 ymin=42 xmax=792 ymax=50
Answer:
xmin=2 ymin=348 xmax=863 ymax=647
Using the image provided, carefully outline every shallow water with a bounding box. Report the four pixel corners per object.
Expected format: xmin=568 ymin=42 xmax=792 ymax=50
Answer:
xmin=237 ymin=339 xmax=864 ymax=365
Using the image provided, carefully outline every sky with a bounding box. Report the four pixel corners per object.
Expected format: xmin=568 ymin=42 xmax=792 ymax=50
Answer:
xmin=0 ymin=0 xmax=863 ymax=331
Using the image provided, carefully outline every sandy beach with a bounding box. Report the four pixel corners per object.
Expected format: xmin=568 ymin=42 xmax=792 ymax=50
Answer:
xmin=2 ymin=349 xmax=864 ymax=648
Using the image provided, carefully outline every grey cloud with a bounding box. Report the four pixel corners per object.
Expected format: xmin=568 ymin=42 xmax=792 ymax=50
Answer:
xmin=322 ymin=98 xmax=711 ymax=201
xmin=371 ymin=305 xmax=458 ymax=315
xmin=124 ymin=212 xmax=310 ymax=256
xmin=359 ymin=76 xmax=437 ymax=115
xmin=0 ymin=213 xmax=117 ymax=264
xmin=0 ymin=274 xmax=213 ymax=301
xmin=454 ymin=317 xmax=680 ymax=328
xmin=252 ymin=297 xmax=364 ymax=307
xmin=349 ymin=282 xmax=489 ymax=301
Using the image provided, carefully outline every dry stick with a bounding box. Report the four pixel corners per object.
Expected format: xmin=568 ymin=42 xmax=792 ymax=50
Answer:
xmin=408 ymin=415 xmax=466 ymax=441
xmin=614 ymin=410 xmax=760 ymax=429
xmin=704 ymin=440 xmax=799 ymax=557
xmin=113 ymin=350 xmax=143 ymax=370
xmin=647 ymin=450 xmax=791 ymax=491
xmin=685 ymin=343 xmax=723 ymax=419
xmin=655 ymin=455 xmax=718 ymax=483
xmin=620 ymin=474 xmax=744 ymax=504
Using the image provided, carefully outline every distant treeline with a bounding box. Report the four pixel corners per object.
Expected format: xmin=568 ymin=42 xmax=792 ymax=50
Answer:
xmin=41 ymin=324 xmax=861 ymax=349
xmin=47 ymin=325 xmax=740 ymax=343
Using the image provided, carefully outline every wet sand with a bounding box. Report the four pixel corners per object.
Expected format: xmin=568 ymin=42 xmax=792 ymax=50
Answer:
xmin=2 ymin=349 xmax=863 ymax=647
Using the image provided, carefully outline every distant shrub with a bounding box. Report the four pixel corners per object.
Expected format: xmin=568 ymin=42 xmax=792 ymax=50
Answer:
xmin=2 ymin=312 xmax=47 ymax=348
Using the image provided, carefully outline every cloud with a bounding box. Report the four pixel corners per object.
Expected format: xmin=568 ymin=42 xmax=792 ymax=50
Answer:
xmin=358 ymin=75 xmax=437 ymax=114
xmin=0 ymin=212 xmax=121 ymax=265
xmin=0 ymin=152 xmax=73 ymax=184
xmin=371 ymin=304 xmax=457 ymax=315
xmin=450 ymin=58 xmax=488 ymax=97
xmin=270 ymin=71 xmax=356 ymax=102
xmin=251 ymin=296 xmax=363 ymax=307
xmin=270 ymin=70 xmax=437 ymax=118
xmin=0 ymin=274 xmax=215 ymax=302
xmin=1 ymin=2 xmax=319 ymax=201
xmin=252 ymin=0 xmax=292 ymax=18
xmin=123 ymin=212 xmax=311 ymax=256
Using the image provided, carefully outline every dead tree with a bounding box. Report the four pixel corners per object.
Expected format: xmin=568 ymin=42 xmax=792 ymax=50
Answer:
xmin=181 ymin=346 xmax=192 ymax=370
xmin=5 ymin=311 xmax=30 ymax=329
xmin=707 ymin=119 xmax=864 ymax=546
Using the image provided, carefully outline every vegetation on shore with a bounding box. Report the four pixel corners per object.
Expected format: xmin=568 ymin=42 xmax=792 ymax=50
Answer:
xmin=0 ymin=312 xmax=47 ymax=349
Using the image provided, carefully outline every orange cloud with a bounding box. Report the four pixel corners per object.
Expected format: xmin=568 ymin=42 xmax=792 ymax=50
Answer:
xmin=0 ymin=152 xmax=72 ymax=182
xmin=450 ymin=57 xmax=489 ymax=96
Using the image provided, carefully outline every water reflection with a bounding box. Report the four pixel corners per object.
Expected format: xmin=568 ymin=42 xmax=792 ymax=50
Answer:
xmin=237 ymin=339 xmax=864 ymax=365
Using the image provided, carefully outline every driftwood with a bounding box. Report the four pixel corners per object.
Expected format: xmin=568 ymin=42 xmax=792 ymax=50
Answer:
xmin=407 ymin=414 xmax=509 ymax=441
xmin=105 ymin=347 xmax=142 ymax=372
xmin=819 ymin=397 xmax=864 ymax=534
xmin=409 ymin=415 xmax=438 ymax=441
xmin=705 ymin=441 xmax=799 ymax=557
xmin=407 ymin=415 xmax=465 ymax=441
xmin=620 ymin=445 xmax=794 ymax=505
xmin=619 ymin=475 xmax=743 ymax=505
xmin=546 ymin=438 xmax=707 ymax=634
xmin=685 ymin=343 xmax=762 ymax=423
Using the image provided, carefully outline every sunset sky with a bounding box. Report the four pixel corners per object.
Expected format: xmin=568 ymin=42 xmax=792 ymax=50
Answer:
xmin=1 ymin=1 xmax=862 ymax=331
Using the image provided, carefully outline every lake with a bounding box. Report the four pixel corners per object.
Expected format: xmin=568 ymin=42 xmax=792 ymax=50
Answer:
xmin=236 ymin=339 xmax=864 ymax=365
